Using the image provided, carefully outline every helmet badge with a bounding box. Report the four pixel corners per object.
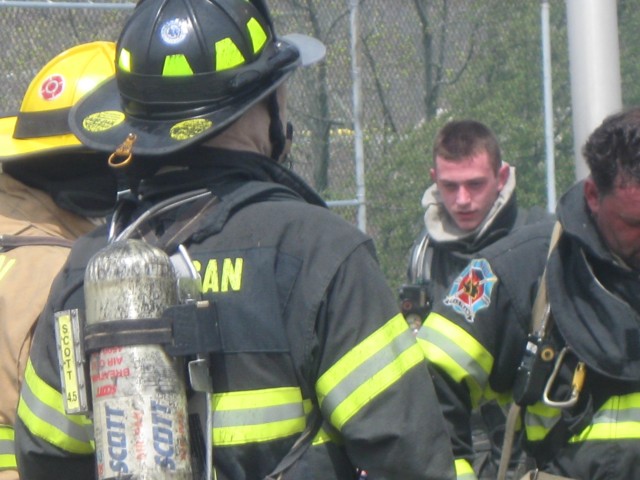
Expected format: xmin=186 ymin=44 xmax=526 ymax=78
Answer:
xmin=160 ymin=18 xmax=189 ymax=45
xmin=40 ymin=74 xmax=65 ymax=101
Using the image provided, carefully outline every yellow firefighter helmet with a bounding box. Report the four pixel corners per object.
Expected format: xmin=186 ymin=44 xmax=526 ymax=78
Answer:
xmin=0 ymin=41 xmax=116 ymax=161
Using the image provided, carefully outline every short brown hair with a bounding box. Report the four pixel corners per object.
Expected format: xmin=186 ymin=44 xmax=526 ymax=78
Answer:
xmin=432 ymin=120 xmax=502 ymax=173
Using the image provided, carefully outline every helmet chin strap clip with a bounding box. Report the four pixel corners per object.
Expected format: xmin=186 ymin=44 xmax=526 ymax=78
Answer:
xmin=108 ymin=133 xmax=137 ymax=168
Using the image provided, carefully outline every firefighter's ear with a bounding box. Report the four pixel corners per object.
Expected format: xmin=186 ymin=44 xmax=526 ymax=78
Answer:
xmin=497 ymin=163 xmax=510 ymax=191
xmin=584 ymin=177 xmax=601 ymax=217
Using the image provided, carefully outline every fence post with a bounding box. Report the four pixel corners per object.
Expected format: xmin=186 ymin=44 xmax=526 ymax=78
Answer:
xmin=349 ymin=0 xmax=366 ymax=233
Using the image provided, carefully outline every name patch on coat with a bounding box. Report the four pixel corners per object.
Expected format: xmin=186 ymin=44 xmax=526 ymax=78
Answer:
xmin=444 ymin=258 xmax=497 ymax=323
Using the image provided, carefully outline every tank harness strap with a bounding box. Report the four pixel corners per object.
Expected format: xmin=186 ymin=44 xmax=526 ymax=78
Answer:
xmin=263 ymin=407 xmax=324 ymax=480
xmin=83 ymin=300 xmax=222 ymax=357
xmin=137 ymin=194 xmax=221 ymax=253
xmin=520 ymin=470 xmax=576 ymax=480
xmin=0 ymin=234 xmax=74 ymax=250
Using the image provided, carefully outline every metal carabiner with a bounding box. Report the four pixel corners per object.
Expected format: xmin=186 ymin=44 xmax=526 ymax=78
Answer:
xmin=542 ymin=346 xmax=586 ymax=409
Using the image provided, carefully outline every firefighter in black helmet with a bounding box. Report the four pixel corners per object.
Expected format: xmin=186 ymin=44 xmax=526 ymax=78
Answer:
xmin=15 ymin=0 xmax=456 ymax=479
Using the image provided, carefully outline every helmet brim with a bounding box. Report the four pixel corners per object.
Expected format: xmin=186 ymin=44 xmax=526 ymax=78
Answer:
xmin=69 ymin=34 xmax=325 ymax=157
xmin=0 ymin=116 xmax=85 ymax=161
xmin=282 ymin=34 xmax=326 ymax=67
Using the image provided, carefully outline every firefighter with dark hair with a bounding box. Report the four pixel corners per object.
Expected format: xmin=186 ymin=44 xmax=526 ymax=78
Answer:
xmin=418 ymin=106 xmax=640 ymax=479
xmin=14 ymin=0 xmax=455 ymax=478
xmin=0 ymin=42 xmax=117 ymax=480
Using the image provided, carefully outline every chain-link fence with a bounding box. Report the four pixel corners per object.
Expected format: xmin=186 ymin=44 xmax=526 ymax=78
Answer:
xmin=3 ymin=0 xmax=640 ymax=290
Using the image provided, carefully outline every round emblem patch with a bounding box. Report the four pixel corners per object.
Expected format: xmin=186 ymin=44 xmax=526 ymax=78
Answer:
xmin=82 ymin=111 xmax=125 ymax=133
xmin=41 ymin=74 xmax=65 ymax=101
xmin=161 ymin=18 xmax=189 ymax=45
xmin=170 ymin=119 xmax=212 ymax=141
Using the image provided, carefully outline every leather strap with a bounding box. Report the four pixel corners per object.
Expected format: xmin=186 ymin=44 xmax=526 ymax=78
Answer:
xmin=0 ymin=233 xmax=74 ymax=250
xmin=519 ymin=469 xmax=576 ymax=480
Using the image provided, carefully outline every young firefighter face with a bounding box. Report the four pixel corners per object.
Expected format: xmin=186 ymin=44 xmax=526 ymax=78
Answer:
xmin=431 ymin=149 xmax=509 ymax=232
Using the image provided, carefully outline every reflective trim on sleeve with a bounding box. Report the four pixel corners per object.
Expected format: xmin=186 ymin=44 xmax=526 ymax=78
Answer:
xmin=311 ymin=427 xmax=332 ymax=446
xmin=316 ymin=313 xmax=424 ymax=430
xmin=524 ymin=401 xmax=561 ymax=442
xmin=569 ymin=393 xmax=640 ymax=443
xmin=418 ymin=312 xmax=493 ymax=406
xmin=0 ymin=424 xmax=16 ymax=470
xmin=17 ymin=359 xmax=94 ymax=454
xmin=211 ymin=387 xmax=308 ymax=446
xmin=455 ymin=458 xmax=477 ymax=480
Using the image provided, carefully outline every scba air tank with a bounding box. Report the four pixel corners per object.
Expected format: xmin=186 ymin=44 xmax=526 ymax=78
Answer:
xmin=84 ymin=239 xmax=192 ymax=479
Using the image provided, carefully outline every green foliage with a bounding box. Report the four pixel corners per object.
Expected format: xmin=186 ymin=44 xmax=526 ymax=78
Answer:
xmin=366 ymin=0 xmax=577 ymax=289
xmin=367 ymin=120 xmax=449 ymax=287
xmin=619 ymin=0 xmax=640 ymax=107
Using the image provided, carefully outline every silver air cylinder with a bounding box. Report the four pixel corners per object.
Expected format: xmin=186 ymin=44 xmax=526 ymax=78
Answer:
xmin=84 ymin=239 xmax=192 ymax=479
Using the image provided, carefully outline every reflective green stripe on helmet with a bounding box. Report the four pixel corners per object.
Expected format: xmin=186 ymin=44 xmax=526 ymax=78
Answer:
xmin=570 ymin=393 xmax=640 ymax=442
xmin=247 ymin=17 xmax=268 ymax=53
xmin=215 ymin=38 xmax=246 ymax=71
xmin=118 ymin=48 xmax=131 ymax=73
xmin=316 ymin=313 xmax=423 ymax=430
xmin=418 ymin=312 xmax=493 ymax=407
xmin=212 ymin=387 xmax=309 ymax=445
xmin=17 ymin=359 xmax=94 ymax=454
xmin=0 ymin=425 xmax=16 ymax=470
xmin=163 ymin=54 xmax=194 ymax=76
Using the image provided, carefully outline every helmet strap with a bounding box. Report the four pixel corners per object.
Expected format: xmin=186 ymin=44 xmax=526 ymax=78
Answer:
xmin=268 ymin=92 xmax=287 ymax=161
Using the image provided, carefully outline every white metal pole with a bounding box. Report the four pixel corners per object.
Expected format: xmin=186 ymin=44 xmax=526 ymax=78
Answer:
xmin=541 ymin=0 xmax=556 ymax=213
xmin=566 ymin=0 xmax=622 ymax=180
xmin=349 ymin=0 xmax=367 ymax=232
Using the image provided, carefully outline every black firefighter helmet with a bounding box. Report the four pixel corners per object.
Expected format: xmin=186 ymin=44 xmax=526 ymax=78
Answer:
xmin=69 ymin=0 xmax=325 ymax=156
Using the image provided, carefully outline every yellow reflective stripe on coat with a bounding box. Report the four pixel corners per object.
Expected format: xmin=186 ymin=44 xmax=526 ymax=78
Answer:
xmin=525 ymin=401 xmax=561 ymax=441
xmin=570 ymin=393 xmax=640 ymax=443
xmin=212 ymin=387 xmax=309 ymax=445
xmin=0 ymin=424 xmax=16 ymax=470
xmin=316 ymin=313 xmax=424 ymax=430
xmin=311 ymin=421 xmax=343 ymax=447
xmin=455 ymin=458 xmax=477 ymax=480
xmin=418 ymin=312 xmax=493 ymax=407
xmin=17 ymin=359 xmax=94 ymax=454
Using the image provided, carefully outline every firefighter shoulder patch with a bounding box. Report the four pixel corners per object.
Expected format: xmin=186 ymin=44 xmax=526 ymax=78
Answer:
xmin=444 ymin=258 xmax=497 ymax=323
